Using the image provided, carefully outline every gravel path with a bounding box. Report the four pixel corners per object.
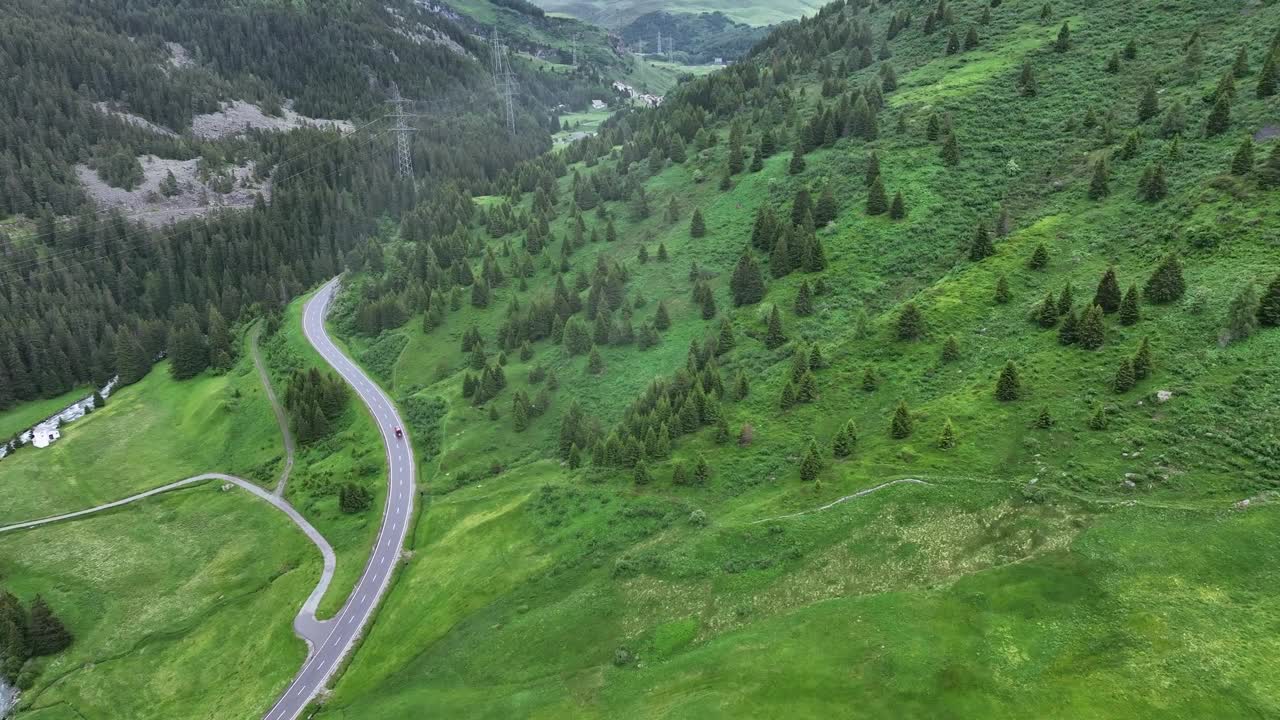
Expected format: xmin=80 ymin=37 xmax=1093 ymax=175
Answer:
xmin=749 ymin=478 xmax=930 ymax=524
xmin=251 ymin=323 xmax=296 ymax=497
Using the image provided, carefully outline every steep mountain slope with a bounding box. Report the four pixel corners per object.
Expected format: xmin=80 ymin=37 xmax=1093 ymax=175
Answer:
xmin=310 ymin=0 xmax=1280 ymax=716
xmin=533 ymin=0 xmax=823 ymax=28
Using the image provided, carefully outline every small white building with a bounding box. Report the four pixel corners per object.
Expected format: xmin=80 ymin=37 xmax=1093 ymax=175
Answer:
xmin=591 ymin=99 xmax=608 ymax=110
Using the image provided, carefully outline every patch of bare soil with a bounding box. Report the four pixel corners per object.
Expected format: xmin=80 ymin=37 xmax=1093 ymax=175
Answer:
xmin=76 ymin=155 xmax=269 ymax=227
xmin=193 ymin=100 xmax=354 ymax=140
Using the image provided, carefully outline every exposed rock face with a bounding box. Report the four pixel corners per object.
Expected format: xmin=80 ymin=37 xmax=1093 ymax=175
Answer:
xmin=76 ymin=155 xmax=269 ymax=227
xmin=192 ymin=100 xmax=353 ymax=140
xmin=0 ymin=679 xmax=17 ymax=719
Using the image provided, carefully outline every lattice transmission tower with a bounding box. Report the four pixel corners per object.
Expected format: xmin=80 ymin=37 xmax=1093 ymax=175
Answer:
xmin=386 ymin=84 xmax=416 ymax=179
xmin=491 ymin=30 xmax=517 ymax=135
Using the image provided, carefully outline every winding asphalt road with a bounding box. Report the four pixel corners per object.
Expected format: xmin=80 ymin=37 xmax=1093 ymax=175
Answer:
xmin=263 ymin=277 xmax=416 ymax=720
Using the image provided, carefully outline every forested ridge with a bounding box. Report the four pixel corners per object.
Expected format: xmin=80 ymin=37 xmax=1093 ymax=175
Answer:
xmin=0 ymin=0 xmax=615 ymax=414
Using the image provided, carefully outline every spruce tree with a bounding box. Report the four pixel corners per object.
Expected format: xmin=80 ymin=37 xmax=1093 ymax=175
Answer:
xmin=1035 ymin=406 xmax=1055 ymax=429
xmin=716 ymin=320 xmax=737 ymax=355
xmin=1204 ymin=93 xmax=1231 ymax=136
xmin=1028 ymin=243 xmax=1049 ymax=270
xmin=1144 ymin=254 xmax=1185 ymax=304
xmin=1222 ymin=283 xmax=1260 ymax=344
xmin=995 ymin=361 xmax=1022 ymax=401
xmin=995 ymin=274 xmax=1011 ymax=304
xmin=1231 ymin=137 xmax=1255 ymax=175
xmin=1260 ymin=143 xmax=1280 ymax=189
xmin=765 ymin=306 xmax=788 ymax=349
xmin=690 ymin=209 xmax=707 ymax=238
xmin=795 ymin=281 xmax=814 ymax=316
xmin=866 ymin=152 xmax=881 ymax=185
xmin=833 ymin=419 xmax=857 ymax=457
xmin=1132 ymin=336 xmax=1153 ymax=380
xmin=1057 ymin=282 xmax=1075 ymax=316
xmin=891 ymin=400 xmax=914 ymax=438
xmin=1137 ymin=163 xmax=1168 ymax=202
xmin=1088 ymin=159 xmax=1110 ymax=199
xmin=1058 ymin=309 xmax=1079 ymax=345
xmin=964 ymin=26 xmax=980 ymax=50
xmin=1088 ymin=403 xmax=1109 ymax=430
xmin=671 ymin=462 xmax=688 ymax=485
xmin=799 ymin=438 xmax=823 ymax=481
xmin=897 ymin=302 xmax=925 ymax=340
xmin=654 ymin=302 xmax=671 ymax=330
xmin=1112 ymin=358 xmax=1136 ymax=393
xmin=1037 ymin=291 xmax=1059 ymax=328
xmin=1258 ymin=274 xmax=1280 ymax=326
xmin=586 ymin=346 xmax=604 ymax=375
xmin=946 ymin=31 xmax=961 ymax=55
xmin=1258 ymin=54 xmax=1278 ymax=98
xmin=941 ymin=133 xmax=960 ymax=166
xmin=730 ymin=253 xmax=765 ymax=306
xmin=1055 ymin=22 xmax=1071 ymax=52
xmin=889 ymin=191 xmax=906 ymax=219
xmin=1019 ymin=61 xmax=1039 ymax=97
xmin=634 ymin=459 xmax=652 ymax=485
xmin=938 ymin=418 xmax=958 ymax=449
xmin=1137 ymin=85 xmax=1160 ymax=123
xmin=693 ymin=455 xmax=711 ymax=485
xmin=862 ymin=366 xmax=878 ymax=392
xmin=866 ymin=177 xmax=889 ymax=215
xmin=789 ymin=145 xmax=807 ymax=175
xmin=969 ymin=222 xmax=995 ymax=261
xmin=941 ymin=335 xmax=961 ymax=363
xmin=1077 ymin=305 xmax=1106 ymax=350
xmin=1094 ymin=267 xmax=1123 ymax=312
xmin=814 ymin=188 xmax=838 ymax=226
xmin=1119 ymin=285 xmax=1141 ymax=325
xmin=28 ymin=596 xmax=73 ymax=656
xmin=92 ymin=390 xmax=106 ymax=409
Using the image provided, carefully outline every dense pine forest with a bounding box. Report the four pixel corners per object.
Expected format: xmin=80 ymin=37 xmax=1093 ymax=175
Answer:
xmin=0 ymin=0 xmax=617 ymax=413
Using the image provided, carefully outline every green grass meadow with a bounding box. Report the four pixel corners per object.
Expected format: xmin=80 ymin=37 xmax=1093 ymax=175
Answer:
xmin=318 ymin=0 xmax=1280 ymax=716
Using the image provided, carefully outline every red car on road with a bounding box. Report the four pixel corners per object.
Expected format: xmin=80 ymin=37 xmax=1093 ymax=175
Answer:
xmin=394 ymin=426 xmax=404 ymax=439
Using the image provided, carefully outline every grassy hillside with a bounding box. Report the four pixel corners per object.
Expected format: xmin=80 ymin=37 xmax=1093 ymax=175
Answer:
xmin=316 ymin=0 xmax=1280 ymax=716
xmin=0 ymin=353 xmax=281 ymax=526
xmin=1 ymin=486 xmax=316 ymax=719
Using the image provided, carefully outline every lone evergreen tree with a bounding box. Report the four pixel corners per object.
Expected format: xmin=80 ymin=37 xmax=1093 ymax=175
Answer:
xmin=1088 ymin=159 xmax=1110 ymax=199
xmin=1144 ymin=254 xmax=1185 ymax=304
xmin=1119 ymin=285 xmax=1141 ymax=325
xmin=1055 ymin=22 xmax=1071 ymax=52
xmin=1221 ymin=283 xmax=1260 ymax=344
xmin=995 ymin=274 xmax=1011 ymax=304
xmin=730 ymin=252 xmax=765 ymax=306
xmin=795 ymin=281 xmax=814 ymax=316
xmin=889 ymin=191 xmax=907 ymax=219
xmin=833 ymin=419 xmax=858 ymax=457
xmin=890 ymin=400 xmax=913 ymax=438
xmin=765 ymin=306 xmax=788 ymax=349
xmin=1231 ymin=137 xmax=1255 ymax=175
xmin=896 ymin=302 xmax=925 ymax=340
xmin=1027 ymin=243 xmax=1049 ymax=270
xmin=1258 ymin=274 xmax=1280 ymax=327
xmin=1088 ymin=403 xmax=1110 ymax=430
xmin=634 ymin=459 xmax=652 ymax=485
xmin=995 ymin=361 xmax=1022 ymax=401
xmin=1137 ymin=163 xmax=1168 ymax=202
xmin=1035 ymin=406 xmax=1055 ymax=429
xmin=690 ymin=209 xmax=707 ymax=238
xmin=941 ymin=133 xmax=960 ymax=166
xmin=1204 ymin=92 xmax=1231 ymax=136
xmin=654 ymin=302 xmax=672 ymax=330
xmin=867 ymin=176 xmax=889 ymax=215
xmin=969 ymin=222 xmax=995 ymax=261
xmin=1258 ymin=54 xmax=1278 ymax=98
xmin=1112 ymin=358 xmax=1136 ymax=393
xmin=941 ymin=335 xmax=961 ymax=363
xmin=1132 ymin=336 xmax=1153 ymax=380
xmin=586 ymin=346 xmax=605 ymax=375
xmin=799 ymin=438 xmax=823 ymax=481
xmin=1094 ymin=267 xmax=1123 ymax=312
xmin=1137 ymin=85 xmax=1160 ymax=123
xmin=1019 ymin=61 xmax=1039 ymax=97
xmin=938 ymin=418 xmax=958 ymax=449
xmin=862 ymin=366 xmax=878 ymax=392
